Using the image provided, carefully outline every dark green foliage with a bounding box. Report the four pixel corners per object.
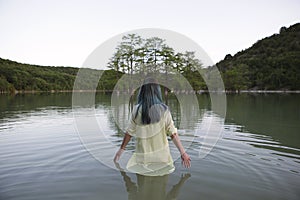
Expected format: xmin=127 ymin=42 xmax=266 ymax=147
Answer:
xmin=0 ymin=75 xmax=14 ymax=93
xmin=216 ymin=23 xmax=300 ymax=90
xmin=107 ymin=34 xmax=206 ymax=90
xmin=97 ymin=69 xmax=123 ymax=91
xmin=1 ymin=22 xmax=299 ymax=93
xmin=0 ymin=58 xmax=122 ymax=93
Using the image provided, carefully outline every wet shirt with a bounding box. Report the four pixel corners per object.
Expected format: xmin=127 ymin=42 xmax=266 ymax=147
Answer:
xmin=126 ymin=105 xmax=177 ymax=176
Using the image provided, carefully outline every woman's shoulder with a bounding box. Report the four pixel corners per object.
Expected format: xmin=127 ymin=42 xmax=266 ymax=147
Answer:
xmin=161 ymin=104 xmax=171 ymax=114
xmin=133 ymin=103 xmax=170 ymax=117
xmin=134 ymin=103 xmax=169 ymax=110
xmin=132 ymin=104 xmax=141 ymax=116
xmin=161 ymin=103 xmax=169 ymax=110
xmin=156 ymin=103 xmax=170 ymax=114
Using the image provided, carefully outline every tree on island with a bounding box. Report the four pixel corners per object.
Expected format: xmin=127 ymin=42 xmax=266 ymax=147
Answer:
xmin=107 ymin=33 xmax=206 ymax=92
xmin=1 ymin=23 xmax=299 ymax=93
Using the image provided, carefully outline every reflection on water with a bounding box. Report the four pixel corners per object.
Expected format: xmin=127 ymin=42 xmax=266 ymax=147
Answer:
xmin=115 ymin=162 xmax=190 ymax=200
xmin=0 ymin=93 xmax=300 ymax=200
xmin=226 ymin=94 xmax=300 ymax=149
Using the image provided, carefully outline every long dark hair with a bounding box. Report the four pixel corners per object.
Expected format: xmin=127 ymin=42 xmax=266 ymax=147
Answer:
xmin=135 ymin=77 xmax=167 ymax=124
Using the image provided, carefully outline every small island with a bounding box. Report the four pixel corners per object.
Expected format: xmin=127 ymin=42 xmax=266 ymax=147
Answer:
xmin=0 ymin=23 xmax=299 ymax=94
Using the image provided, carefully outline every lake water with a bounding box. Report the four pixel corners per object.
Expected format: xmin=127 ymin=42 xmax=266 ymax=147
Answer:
xmin=0 ymin=93 xmax=299 ymax=200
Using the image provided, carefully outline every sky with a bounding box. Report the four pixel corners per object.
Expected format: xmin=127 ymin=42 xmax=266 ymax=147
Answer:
xmin=0 ymin=0 xmax=299 ymax=69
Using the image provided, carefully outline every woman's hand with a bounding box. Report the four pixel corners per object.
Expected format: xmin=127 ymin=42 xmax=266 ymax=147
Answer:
xmin=114 ymin=133 xmax=132 ymax=162
xmin=113 ymin=148 xmax=125 ymax=162
xmin=171 ymin=133 xmax=191 ymax=168
xmin=181 ymin=152 xmax=191 ymax=168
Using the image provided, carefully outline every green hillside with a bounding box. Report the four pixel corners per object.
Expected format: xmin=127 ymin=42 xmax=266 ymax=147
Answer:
xmin=216 ymin=23 xmax=300 ymax=90
xmin=1 ymin=22 xmax=299 ymax=93
xmin=0 ymin=58 xmax=122 ymax=93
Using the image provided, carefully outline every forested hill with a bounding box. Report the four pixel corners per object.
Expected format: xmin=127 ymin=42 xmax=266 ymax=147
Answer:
xmin=216 ymin=23 xmax=300 ymax=90
xmin=0 ymin=58 xmax=122 ymax=93
xmin=1 ymin=22 xmax=300 ymax=93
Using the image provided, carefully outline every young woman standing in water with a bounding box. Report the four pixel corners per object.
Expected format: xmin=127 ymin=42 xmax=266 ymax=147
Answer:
xmin=114 ymin=77 xmax=191 ymax=176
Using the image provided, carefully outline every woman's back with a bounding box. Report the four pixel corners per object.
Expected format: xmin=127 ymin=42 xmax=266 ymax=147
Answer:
xmin=126 ymin=104 xmax=176 ymax=176
xmin=113 ymin=76 xmax=191 ymax=176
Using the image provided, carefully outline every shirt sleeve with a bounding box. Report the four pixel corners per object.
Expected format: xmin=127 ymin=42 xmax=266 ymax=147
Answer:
xmin=126 ymin=106 xmax=137 ymax=136
xmin=165 ymin=109 xmax=177 ymax=137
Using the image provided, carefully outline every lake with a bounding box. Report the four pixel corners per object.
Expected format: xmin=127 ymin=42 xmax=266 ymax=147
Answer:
xmin=0 ymin=93 xmax=299 ymax=200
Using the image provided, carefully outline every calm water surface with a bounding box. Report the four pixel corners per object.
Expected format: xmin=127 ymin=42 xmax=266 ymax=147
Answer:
xmin=0 ymin=93 xmax=299 ymax=200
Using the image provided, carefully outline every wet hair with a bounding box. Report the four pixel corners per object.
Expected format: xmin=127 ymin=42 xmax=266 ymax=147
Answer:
xmin=135 ymin=77 xmax=167 ymax=124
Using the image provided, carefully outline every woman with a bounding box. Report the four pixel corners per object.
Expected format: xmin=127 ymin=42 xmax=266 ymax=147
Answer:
xmin=114 ymin=77 xmax=191 ymax=176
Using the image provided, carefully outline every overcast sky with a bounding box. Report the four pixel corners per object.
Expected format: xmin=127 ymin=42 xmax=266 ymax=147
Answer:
xmin=0 ymin=0 xmax=299 ymax=69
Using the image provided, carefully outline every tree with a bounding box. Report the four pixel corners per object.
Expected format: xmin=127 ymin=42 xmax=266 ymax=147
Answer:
xmin=223 ymin=64 xmax=251 ymax=91
xmin=107 ymin=34 xmax=207 ymax=91
xmin=144 ymin=37 xmax=166 ymax=72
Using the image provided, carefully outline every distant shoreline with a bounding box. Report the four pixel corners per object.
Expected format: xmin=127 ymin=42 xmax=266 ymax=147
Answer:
xmin=1 ymin=89 xmax=300 ymax=95
xmin=233 ymin=90 xmax=300 ymax=94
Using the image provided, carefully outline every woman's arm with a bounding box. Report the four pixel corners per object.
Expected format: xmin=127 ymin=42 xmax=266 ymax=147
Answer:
xmin=113 ymin=132 xmax=132 ymax=162
xmin=120 ymin=132 xmax=132 ymax=150
xmin=171 ymin=133 xmax=191 ymax=168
